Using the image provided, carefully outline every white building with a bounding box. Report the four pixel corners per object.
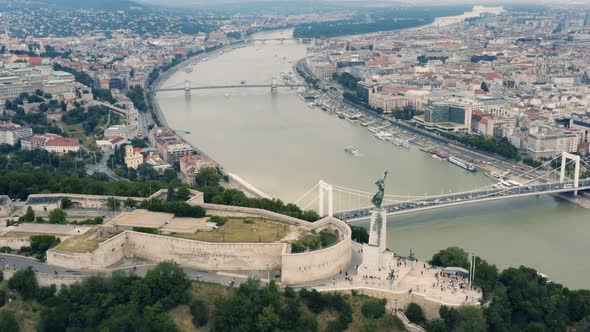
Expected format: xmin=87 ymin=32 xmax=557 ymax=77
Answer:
xmin=525 ymin=126 xmax=580 ymax=160
xmin=0 ymin=121 xmax=33 ymax=146
xmin=44 ymin=137 xmax=80 ymax=154
xmin=104 ymin=125 xmax=136 ymax=140
xmin=124 ymin=145 xmax=143 ymax=169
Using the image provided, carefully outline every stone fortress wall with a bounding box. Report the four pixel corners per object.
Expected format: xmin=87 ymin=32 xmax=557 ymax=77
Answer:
xmin=46 ymin=203 xmax=352 ymax=285
xmin=47 ymin=231 xmax=129 ymax=269
xmin=281 ymin=216 xmax=352 ymax=284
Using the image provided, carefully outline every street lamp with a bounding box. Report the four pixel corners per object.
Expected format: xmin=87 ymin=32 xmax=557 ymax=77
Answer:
xmin=469 ymin=253 xmax=476 ymax=292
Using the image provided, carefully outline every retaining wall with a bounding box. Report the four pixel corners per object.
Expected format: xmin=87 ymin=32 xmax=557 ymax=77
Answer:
xmin=0 ymin=237 xmax=30 ymax=250
xmin=319 ymin=287 xmax=480 ymax=320
xmin=2 ymin=269 xmax=83 ymax=287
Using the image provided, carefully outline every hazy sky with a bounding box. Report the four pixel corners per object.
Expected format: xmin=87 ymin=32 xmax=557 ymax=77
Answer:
xmin=138 ymin=0 xmax=588 ymax=5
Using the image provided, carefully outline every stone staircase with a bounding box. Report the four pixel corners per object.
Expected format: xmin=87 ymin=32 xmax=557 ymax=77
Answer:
xmin=394 ymin=311 xmax=426 ymax=332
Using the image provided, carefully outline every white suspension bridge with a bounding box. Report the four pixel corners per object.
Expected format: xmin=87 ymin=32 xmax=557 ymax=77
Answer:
xmin=294 ymin=152 xmax=590 ymax=222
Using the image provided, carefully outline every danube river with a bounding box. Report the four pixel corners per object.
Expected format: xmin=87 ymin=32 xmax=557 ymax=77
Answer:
xmin=157 ymin=30 xmax=590 ymax=289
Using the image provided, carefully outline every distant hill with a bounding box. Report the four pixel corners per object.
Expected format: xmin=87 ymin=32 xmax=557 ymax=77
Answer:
xmin=20 ymin=0 xmax=146 ymax=10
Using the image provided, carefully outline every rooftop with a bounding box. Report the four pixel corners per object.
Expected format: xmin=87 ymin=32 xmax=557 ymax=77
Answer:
xmin=46 ymin=137 xmax=79 ymax=147
xmin=26 ymin=196 xmax=62 ymax=205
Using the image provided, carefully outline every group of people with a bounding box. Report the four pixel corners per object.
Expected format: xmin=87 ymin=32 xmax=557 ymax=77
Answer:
xmin=433 ymin=273 xmax=468 ymax=294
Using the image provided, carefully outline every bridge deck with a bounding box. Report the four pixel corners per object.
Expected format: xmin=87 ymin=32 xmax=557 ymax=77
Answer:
xmin=158 ymin=84 xmax=304 ymax=92
xmin=339 ymin=180 xmax=590 ymax=222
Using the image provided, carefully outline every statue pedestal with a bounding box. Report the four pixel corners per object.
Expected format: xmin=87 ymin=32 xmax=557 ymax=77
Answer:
xmin=362 ymin=208 xmax=388 ymax=268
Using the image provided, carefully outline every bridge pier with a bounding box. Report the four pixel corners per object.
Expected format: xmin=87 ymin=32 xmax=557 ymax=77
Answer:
xmin=271 ymin=77 xmax=278 ymax=95
xmin=184 ymin=80 xmax=191 ymax=96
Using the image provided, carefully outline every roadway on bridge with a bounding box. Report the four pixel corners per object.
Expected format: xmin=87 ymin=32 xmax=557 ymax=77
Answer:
xmin=157 ymin=83 xmax=304 ymax=92
xmin=340 ymin=179 xmax=590 ymax=222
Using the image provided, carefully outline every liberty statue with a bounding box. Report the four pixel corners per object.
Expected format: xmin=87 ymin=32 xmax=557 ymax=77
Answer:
xmin=371 ymin=171 xmax=388 ymax=209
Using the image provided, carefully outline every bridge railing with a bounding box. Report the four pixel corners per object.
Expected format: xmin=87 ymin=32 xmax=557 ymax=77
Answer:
xmin=335 ymin=180 xmax=590 ymax=220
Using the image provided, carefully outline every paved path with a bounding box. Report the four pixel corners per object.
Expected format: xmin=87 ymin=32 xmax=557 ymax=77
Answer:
xmin=0 ymin=253 xmax=272 ymax=288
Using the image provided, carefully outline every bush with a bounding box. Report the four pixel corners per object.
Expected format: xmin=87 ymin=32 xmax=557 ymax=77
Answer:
xmin=319 ymin=230 xmax=338 ymax=247
xmin=0 ymin=310 xmax=19 ymax=331
xmin=30 ymin=235 xmax=60 ymax=256
xmin=209 ymin=215 xmax=227 ymax=226
xmin=324 ymin=319 xmax=344 ymax=332
xmin=384 ymin=315 xmax=406 ymax=331
xmin=0 ymin=246 xmax=10 ymax=253
xmin=361 ymin=299 xmax=386 ymax=319
xmin=406 ymin=302 xmax=426 ymax=325
xmin=132 ymin=227 xmax=159 ymax=234
xmin=190 ymin=299 xmax=209 ymax=327
xmin=142 ymin=199 xmax=206 ymax=218
xmin=426 ymin=319 xmax=448 ymax=332
xmin=0 ymin=289 xmax=5 ymax=307
xmin=48 ymin=208 xmax=67 ymax=224
xmin=8 ymin=267 xmax=38 ymax=300
xmin=243 ymin=219 xmax=254 ymax=224
xmin=291 ymin=242 xmax=305 ymax=253
xmin=429 ymin=246 xmax=470 ymax=269
xmin=351 ymin=225 xmax=369 ymax=244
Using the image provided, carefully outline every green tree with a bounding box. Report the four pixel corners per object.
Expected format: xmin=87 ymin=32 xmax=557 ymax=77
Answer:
xmin=107 ymin=197 xmax=121 ymax=211
xmin=426 ymin=319 xmax=448 ymax=332
xmin=124 ymin=198 xmax=138 ymax=208
xmin=30 ymin=235 xmax=60 ymax=256
xmin=8 ymin=267 xmax=38 ymax=300
xmin=456 ymin=306 xmax=487 ymax=332
xmin=406 ymin=302 xmax=426 ymax=325
xmin=484 ymin=285 xmax=512 ymax=332
xmin=351 ymin=225 xmax=369 ymax=243
xmin=0 ymin=289 xmax=5 ymax=307
xmin=194 ymin=167 xmax=223 ymax=188
xmin=177 ymin=187 xmax=190 ymax=201
xmin=190 ymin=299 xmax=208 ymax=327
xmin=23 ymin=206 xmax=35 ymax=222
xmin=473 ymin=256 xmax=498 ymax=295
xmin=256 ymin=305 xmax=281 ymax=332
xmin=361 ymin=299 xmax=386 ymax=318
xmin=0 ymin=310 xmax=19 ymax=332
xmin=167 ymin=184 xmax=177 ymax=202
xmin=143 ymin=261 xmax=191 ymax=309
xmin=61 ymin=196 xmax=72 ymax=209
xmin=429 ymin=246 xmax=470 ymax=269
xmin=48 ymin=208 xmax=67 ymax=224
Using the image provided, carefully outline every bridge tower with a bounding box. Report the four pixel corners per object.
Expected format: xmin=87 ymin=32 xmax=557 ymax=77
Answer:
xmin=184 ymin=80 xmax=190 ymax=96
xmin=271 ymin=77 xmax=278 ymax=95
xmin=560 ymin=152 xmax=581 ymax=195
xmin=318 ymin=180 xmax=334 ymax=217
